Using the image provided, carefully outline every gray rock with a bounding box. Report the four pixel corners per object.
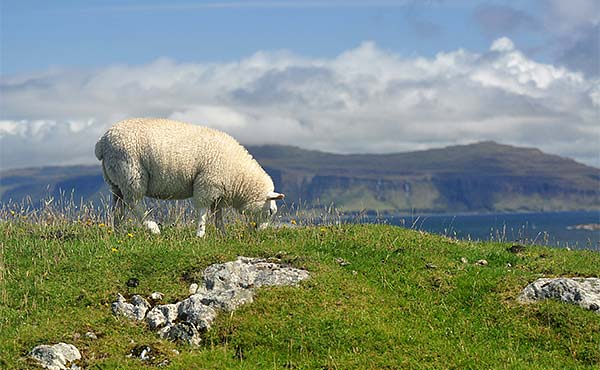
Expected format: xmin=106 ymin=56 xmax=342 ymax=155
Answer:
xmin=201 ymin=288 xmax=254 ymax=311
xmin=202 ymin=257 xmax=309 ymax=290
xmin=30 ymin=343 xmax=81 ymax=370
xmin=110 ymin=256 xmax=309 ymax=346
xmin=178 ymin=294 xmax=218 ymax=331
xmin=84 ymin=331 xmax=98 ymax=340
xmin=146 ymin=303 xmax=181 ymax=330
xmin=518 ymin=277 xmax=600 ymax=313
xmin=111 ymin=294 xmax=150 ymax=321
xmin=475 ymin=259 xmax=488 ymax=266
xmin=159 ymin=322 xmax=202 ymax=346
xmin=149 ymin=292 xmax=164 ymax=301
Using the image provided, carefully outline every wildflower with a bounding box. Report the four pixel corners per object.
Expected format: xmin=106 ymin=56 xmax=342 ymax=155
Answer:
xmin=111 ymin=247 xmax=118 ymax=252
xmin=291 ymin=219 xmax=297 ymax=225
xmin=320 ymin=227 xmax=327 ymax=232
xmin=10 ymin=210 xmax=15 ymax=215
xmin=98 ymin=223 xmax=105 ymax=227
xmin=250 ymin=221 xmax=257 ymax=227
xmin=127 ymin=233 xmax=134 ymax=238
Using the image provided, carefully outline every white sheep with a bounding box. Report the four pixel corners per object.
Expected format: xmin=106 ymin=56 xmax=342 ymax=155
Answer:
xmin=94 ymin=118 xmax=284 ymax=236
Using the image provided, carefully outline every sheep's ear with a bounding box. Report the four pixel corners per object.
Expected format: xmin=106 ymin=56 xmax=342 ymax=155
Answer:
xmin=267 ymin=192 xmax=285 ymax=200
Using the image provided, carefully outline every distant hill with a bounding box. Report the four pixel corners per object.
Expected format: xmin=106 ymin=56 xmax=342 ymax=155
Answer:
xmin=1 ymin=141 xmax=598 ymax=213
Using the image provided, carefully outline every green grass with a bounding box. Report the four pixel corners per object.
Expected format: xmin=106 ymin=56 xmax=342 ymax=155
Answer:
xmin=1 ymin=220 xmax=599 ymax=369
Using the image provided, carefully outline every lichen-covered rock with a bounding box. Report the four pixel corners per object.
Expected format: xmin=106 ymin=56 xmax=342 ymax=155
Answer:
xmin=111 ymin=294 xmax=150 ymax=321
xmin=200 ymin=288 xmax=254 ymax=311
xmin=146 ymin=303 xmax=181 ymax=330
xmin=30 ymin=343 xmax=81 ymax=370
xmin=158 ymin=322 xmax=202 ymax=346
xmin=202 ymin=257 xmax=309 ymax=290
xmin=518 ymin=277 xmax=600 ymax=312
xmin=177 ymin=294 xmax=218 ymax=331
xmin=110 ymin=257 xmax=309 ymax=346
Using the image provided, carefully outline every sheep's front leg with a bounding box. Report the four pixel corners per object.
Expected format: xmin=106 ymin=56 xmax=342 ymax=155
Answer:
xmin=196 ymin=208 xmax=208 ymax=237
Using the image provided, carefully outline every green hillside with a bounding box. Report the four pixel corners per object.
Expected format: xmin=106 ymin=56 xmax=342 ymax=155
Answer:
xmin=1 ymin=220 xmax=599 ymax=369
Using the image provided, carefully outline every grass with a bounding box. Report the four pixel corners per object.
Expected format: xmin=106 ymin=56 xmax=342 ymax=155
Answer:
xmin=1 ymin=212 xmax=599 ymax=369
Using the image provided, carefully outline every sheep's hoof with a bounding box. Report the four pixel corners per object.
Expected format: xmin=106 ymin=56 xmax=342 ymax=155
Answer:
xmin=144 ymin=221 xmax=161 ymax=235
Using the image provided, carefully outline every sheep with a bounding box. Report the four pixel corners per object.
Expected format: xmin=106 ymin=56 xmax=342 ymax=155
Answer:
xmin=94 ymin=118 xmax=284 ymax=237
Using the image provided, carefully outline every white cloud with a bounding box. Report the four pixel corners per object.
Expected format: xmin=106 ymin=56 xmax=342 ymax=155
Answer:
xmin=1 ymin=37 xmax=598 ymax=170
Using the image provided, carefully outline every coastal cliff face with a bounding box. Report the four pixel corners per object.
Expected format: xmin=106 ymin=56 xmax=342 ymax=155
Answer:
xmin=1 ymin=142 xmax=598 ymax=212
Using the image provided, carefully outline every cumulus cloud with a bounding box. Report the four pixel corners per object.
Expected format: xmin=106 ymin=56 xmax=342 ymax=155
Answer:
xmin=0 ymin=38 xmax=598 ymax=170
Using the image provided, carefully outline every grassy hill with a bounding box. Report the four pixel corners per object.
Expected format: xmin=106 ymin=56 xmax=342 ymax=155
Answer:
xmin=1 ymin=219 xmax=599 ymax=369
xmin=1 ymin=141 xmax=598 ymax=212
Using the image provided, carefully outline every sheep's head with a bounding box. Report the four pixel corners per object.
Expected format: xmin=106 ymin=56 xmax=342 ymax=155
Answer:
xmin=246 ymin=191 xmax=285 ymax=230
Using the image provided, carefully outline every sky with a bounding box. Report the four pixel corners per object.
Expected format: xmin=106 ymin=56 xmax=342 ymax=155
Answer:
xmin=0 ymin=0 xmax=599 ymax=170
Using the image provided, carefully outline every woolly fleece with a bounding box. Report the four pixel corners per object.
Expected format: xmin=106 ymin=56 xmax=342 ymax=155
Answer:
xmin=95 ymin=118 xmax=278 ymax=233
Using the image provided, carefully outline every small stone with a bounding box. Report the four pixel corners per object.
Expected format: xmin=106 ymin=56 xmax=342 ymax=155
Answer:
xmin=150 ymin=292 xmax=164 ymax=301
xmin=189 ymin=283 xmax=199 ymax=295
xmin=352 ymin=270 xmax=358 ymax=276
xmin=506 ymin=263 xmax=512 ymax=268
xmin=425 ymin=263 xmax=438 ymax=269
xmin=475 ymin=259 xmax=488 ymax=266
xmin=84 ymin=331 xmax=98 ymax=340
xmin=508 ymin=245 xmax=525 ymax=254
xmin=126 ymin=278 xmax=139 ymax=288
xmin=460 ymin=257 xmax=468 ymax=264
xmin=130 ymin=345 xmax=153 ymax=361
xmin=30 ymin=343 xmax=81 ymax=370
xmin=335 ymin=257 xmax=351 ymax=266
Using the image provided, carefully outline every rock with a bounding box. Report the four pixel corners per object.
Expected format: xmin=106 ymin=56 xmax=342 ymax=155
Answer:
xmin=84 ymin=331 xmax=98 ymax=340
xmin=202 ymin=257 xmax=309 ymax=291
xmin=129 ymin=345 xmax=153 ymax=361
xmin=111 ymin=257 xmax=309 ymax=346
xmin=425 ymin=263 xmax=437 ymax=269
xmin=460 ymin=257 xmax=468 ymax=264
xmin=146 ymin=303 xmax=180 ymax=330
xmin=508 ymin=245 xmax=525 ymax=254
xmin=126 ymin=278 xmax=139 ymax=287
xmin=30 ymin=343 xmax=81 ymax=370
xmin=149 ymin=292 xmax=164 ymax=301
xmin=475 ymin=259 xmax=488 ymax=266
xmin=111 ymin=294 xmax=150 ymax=321
xmin=335 ymin=257 xmax=351 ymax=266
xmin=518 ymin=277 xmax=600 ymax=313
xmin=159 ymin=322 xmax=202 ymax=346
xmin=200 ymin=288 xmax=254 ymax=311
xmin=177 ymin=294 xmax=218 ymax=331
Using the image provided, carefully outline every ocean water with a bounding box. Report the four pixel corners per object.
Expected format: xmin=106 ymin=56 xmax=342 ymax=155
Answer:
xmin=365 ymin=211 xmax=600 ymax=251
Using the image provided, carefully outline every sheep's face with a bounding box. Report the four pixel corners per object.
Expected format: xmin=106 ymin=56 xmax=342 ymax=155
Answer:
xmin=246 ymin=192 xmax=284 ymax=230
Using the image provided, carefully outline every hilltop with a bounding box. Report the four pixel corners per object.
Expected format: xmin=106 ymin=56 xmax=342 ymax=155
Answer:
xmin=1 ymin=222 xmax=599 ymax=369
xmin=1 ymin=141 xmax=598 ymax=212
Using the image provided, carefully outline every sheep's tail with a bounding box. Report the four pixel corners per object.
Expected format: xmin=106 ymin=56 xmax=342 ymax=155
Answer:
xmin=94 ymin=136 xmax=105 ymax=160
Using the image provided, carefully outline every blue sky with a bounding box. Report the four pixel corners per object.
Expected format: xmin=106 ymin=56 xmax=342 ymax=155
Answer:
xmin=2 ymin=1 xmax=549 ymax=73
xmin=0 ymin=0 xmax=598 ymax=169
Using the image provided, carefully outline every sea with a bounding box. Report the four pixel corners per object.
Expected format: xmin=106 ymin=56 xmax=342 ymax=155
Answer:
xmin=361 ymin=211 xmax=600 ymax=251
